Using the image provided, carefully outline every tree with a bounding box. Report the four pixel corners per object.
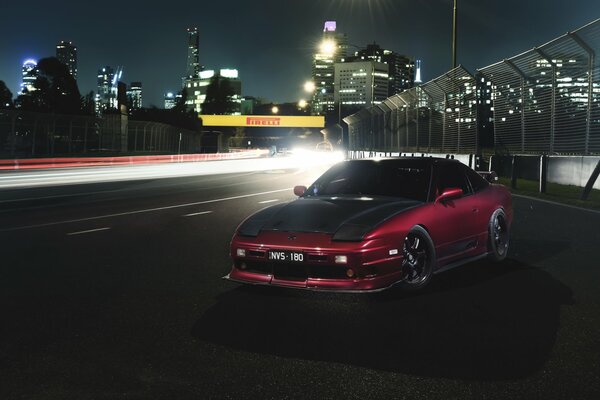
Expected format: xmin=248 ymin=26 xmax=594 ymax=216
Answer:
xmin=201 ymin=75 xmax=236 ymax=115
xmin=230 ymin=127 xmax=246 ymax=147
xmin=0 ymin=80 xmax=13 ymax=109
xmin=16 ymin=57 xmax=82 ymax=114
xmin=130 ymin=88 xmax=201 ymax=132
xmin=81 ymin=91 xmax=95 ymax=116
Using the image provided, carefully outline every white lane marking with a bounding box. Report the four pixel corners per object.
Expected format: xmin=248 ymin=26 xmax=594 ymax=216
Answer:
xmin=1 ymin=188 xmax=292 ymax=232
xmin=514 ymin=194 xmax=600 ymax=215
xmin=258 ymin=199 xmax=279 ymax=204
xmin=0 ymin=189 xmax=122 ymax=204
xmin=183 ymin=211 xmax=213 ymax=217
xmin=67 ymin=227 xmax=111 ymax=236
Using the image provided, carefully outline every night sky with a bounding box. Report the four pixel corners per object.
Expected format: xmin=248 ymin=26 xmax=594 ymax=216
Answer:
xmin=1 ymin=0 xmax=598 ymax=108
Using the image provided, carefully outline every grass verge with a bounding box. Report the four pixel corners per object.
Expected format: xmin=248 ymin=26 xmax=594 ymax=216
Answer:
xmin=497 ymin=177 xmax=600 ymax=211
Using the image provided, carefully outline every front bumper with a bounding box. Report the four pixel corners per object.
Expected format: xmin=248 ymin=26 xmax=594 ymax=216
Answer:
xmin=226 ymin=231 xmax=406 ymax=292
xmin=223 ymin=270 xmax=404 ymax=293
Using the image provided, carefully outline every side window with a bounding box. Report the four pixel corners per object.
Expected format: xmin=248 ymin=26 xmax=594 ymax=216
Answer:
xmin=436 ymin=163 xmax=472 ymax=196
xmin=465 ymin=167 xmax=489 ymax=193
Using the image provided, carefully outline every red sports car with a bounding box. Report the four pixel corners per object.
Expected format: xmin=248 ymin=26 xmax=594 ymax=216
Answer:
xmin=225 ymin=157 xmax=512 ymax=292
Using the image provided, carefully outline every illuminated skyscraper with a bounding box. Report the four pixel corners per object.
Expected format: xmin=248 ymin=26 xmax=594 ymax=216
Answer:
xmin=56 ymin=41 xmax=77 ymax=80
xmin=346 ymin=43 xmax=415 ymax=95
xmin=164 ymin=92 xmax=177 ymax=109
xmin=20 ymin=59 xmax=37 ymax=94
xmin=186 ymin=27 xmax=201 ymax=79
xmin=95 ymin=66 xmax=121 ymax=114
xmin=311 ymin=21 xmax=347 ymax=114
xmin=334 ymin=61 xmax=389 ymax=108
xmin=415 ymin=59 xmax=423 ymax=84
xmin=184 ymin=68 xmax=242 ymax=114
xmin=127 ymin=81 xmax=143 ymax=110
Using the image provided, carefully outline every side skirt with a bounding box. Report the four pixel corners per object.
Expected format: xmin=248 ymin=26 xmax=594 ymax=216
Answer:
xmin=433 ymin=252 xmax=490 ymax=275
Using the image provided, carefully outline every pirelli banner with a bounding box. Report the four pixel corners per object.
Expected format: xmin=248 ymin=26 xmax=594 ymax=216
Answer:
xmin=199 ymin=115 xmax=325 ymax=128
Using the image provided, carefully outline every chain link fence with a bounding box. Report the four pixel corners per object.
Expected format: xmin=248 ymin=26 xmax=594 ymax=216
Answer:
xmin=0 ymin=110 xmax=202 ymax=158
xmin=345 ymin=18 xmax=600 ymax=156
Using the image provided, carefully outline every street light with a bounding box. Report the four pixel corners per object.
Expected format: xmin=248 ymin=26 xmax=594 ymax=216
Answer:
xmin=304 ymin=81 xmax=316 ymax=93
xmin=271 ymin=106 xmax=279 ymax=114
xmin=319 ymin=39 xmax=336 ymax=55
xmin=452 ymin=0 xmax=458 ymax=69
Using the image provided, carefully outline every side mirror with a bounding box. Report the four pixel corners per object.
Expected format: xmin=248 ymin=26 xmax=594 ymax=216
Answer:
xmin=435 ymin=188 xmax=463 ymax=203
xmin=293 ymin=185 xmax=307 ymax=197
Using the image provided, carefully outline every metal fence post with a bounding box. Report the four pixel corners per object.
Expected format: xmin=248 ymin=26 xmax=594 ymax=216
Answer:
xmin=68 ymin=120 xmax=73 ymax=154
xmin=83 ymin=120 xmax=88 ymax=152
xmin=539 ymin=155 xmax=548 ymax=193
xmin=569 ymin=31 xmax=595 ymax=155
xmin=442 ymin=98 xmax=447 ymax=153
xmin=503 ymin=59 xmax=527 ymax=153
xmin=535 ymin=48 xmax=556 ymax=154
xmin=32 ymin=117 xmax=38 ymax=155
xmin=10 ymin=112 xmax=17 ymax=156
xmin=510 ymin=155 xmax=518 ymax=189
xmin=581 ymin=160 xmax=600 ymax=200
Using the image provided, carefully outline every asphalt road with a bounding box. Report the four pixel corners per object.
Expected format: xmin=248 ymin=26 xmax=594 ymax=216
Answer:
xmin=0 ymin=163 xmax=599 ymax=399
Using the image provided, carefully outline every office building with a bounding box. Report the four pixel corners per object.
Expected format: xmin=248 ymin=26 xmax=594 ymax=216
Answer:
xmin=95 ymin=66 xmax=122 ymax=114
xmin=20 ymin=59 xmax=37 ymax=94
xmin=56 ymin=41 xmax=77 ymax=80
xmin=164 ymin=92 xmax=177 ymax=109
xmin=127 ymin=81 xmax=142 ymax=110
xmin=415 ymin=59 xmax=423 ymax=84
xmin=345 ymin=43 xmax=415 ymax=96
xmin=334 ymin=61 xmax=389 ymax=108
xmin=311 ymin=21 xmax=347 ymax=114
xmin=184 ymin=68 xmax=242 ymax=114
xmin=186 ymin=27 xmax=201 ymax=79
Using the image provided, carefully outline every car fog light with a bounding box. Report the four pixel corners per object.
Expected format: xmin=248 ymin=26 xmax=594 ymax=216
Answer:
xmin=335 ymin=255 xmax=348 ymax=264
xmin=346 ymin=268 xmax=355 ymax=278
xmin=236 ymin=248 xmax=246 ymax=257
xmin=239 ymin=262 xmax=247 ymax=270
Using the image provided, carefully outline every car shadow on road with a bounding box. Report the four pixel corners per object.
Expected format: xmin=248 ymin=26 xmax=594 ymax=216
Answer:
xmin=191 ymin=259 xmax=573 ymax=381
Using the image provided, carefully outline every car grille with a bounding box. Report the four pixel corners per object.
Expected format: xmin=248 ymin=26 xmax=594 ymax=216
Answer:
xmin=240 ymin=261 xmax=350 ymax=280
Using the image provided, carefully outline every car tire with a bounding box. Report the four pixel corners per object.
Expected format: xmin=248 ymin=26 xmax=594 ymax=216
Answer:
xmin=488 ymin=208 xmax=509 ymax=262
xmin=399 ymin=225 xmax=435 ymax=292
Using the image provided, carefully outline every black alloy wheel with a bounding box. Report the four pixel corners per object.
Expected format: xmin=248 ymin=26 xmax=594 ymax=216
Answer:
xmin=488 ymin=208 xmax=509 ymax=262
xmin=399 ymin=225 xmax=435 ymax=292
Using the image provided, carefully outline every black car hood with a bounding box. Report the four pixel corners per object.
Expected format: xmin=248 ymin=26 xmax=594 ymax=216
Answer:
xmin=238 ymin=196 xmax=422 ymax=241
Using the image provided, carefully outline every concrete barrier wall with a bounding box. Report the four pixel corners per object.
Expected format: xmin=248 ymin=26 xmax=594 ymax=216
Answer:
xmin=490 ymin=155 xmax=540 ymax=181
xmin=548 ymin=156 xmax=600 ymax=190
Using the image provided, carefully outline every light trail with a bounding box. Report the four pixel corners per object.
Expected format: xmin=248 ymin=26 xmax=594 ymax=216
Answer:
xmin=0 ymin=152 xmax=344 ymax=189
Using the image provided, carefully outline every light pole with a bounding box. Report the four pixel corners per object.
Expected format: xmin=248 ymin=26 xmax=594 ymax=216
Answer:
xmin=452 ymin=0 xmax=458 ymax=69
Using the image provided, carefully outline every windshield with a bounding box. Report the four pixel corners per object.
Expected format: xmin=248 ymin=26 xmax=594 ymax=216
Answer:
xmin=305 ymin=160 xmax=431 ymax=201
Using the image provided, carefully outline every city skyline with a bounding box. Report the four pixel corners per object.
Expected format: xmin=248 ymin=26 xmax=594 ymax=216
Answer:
xmin=0 ymin=0 xmax=598 ymax=108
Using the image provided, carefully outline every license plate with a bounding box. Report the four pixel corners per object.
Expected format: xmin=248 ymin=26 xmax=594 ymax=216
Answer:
xmin=268 ymin=250 xmax=304 ymax=263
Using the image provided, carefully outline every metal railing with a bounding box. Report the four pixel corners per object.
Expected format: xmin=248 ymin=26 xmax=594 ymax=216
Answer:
xmin=0 ymin=110 xmax=201 ymax=158
xmin=345 ymin=18 xmax=600 ymax=156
